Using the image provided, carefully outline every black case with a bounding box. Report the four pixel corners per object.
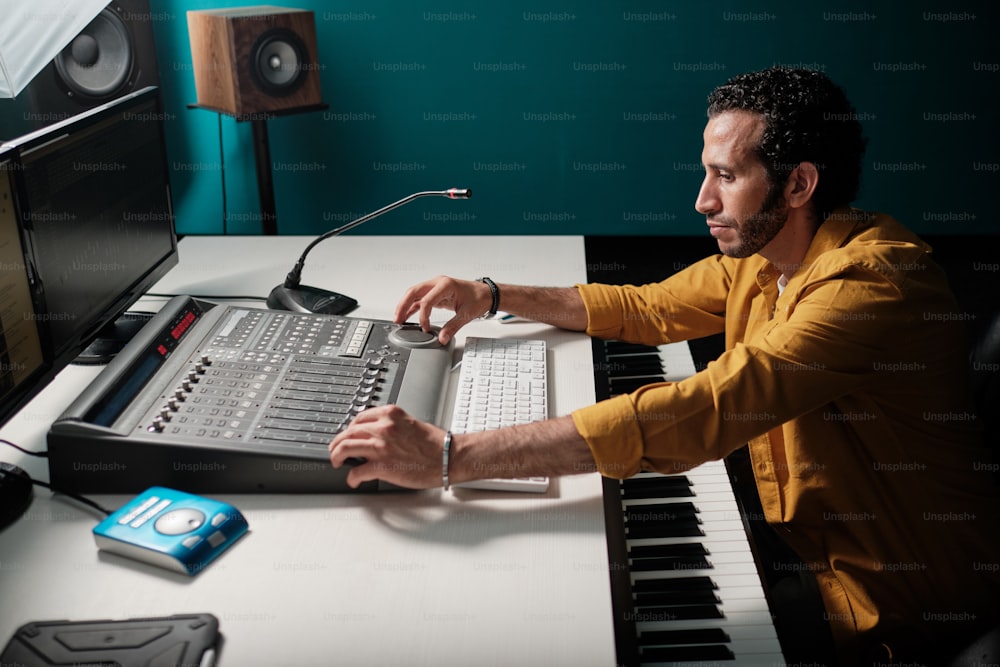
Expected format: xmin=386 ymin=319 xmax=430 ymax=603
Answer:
xmin=0 ymin=613 xmax=220 ymax=666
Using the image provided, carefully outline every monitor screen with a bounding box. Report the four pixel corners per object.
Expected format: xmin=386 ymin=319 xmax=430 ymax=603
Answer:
xmin=0 ymin=150 xmax=46 ymax=423
xmin=0 ymin=86 xmax=178 ymax=424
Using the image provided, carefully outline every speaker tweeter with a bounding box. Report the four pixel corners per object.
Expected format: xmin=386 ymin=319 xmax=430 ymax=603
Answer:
xmin=187 ymin=6 xmax=323 ymax=116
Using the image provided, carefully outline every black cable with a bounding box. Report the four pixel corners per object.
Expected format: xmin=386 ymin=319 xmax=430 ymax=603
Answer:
xmin=30 ymin=479 xmax=114 ymax=517
xmin=1 ymin=438 xmax=112 ymax=516
xmin=0 ymin=438 xmax=47 ymax=457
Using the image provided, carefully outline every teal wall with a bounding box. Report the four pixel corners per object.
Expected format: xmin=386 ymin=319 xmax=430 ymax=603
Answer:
xmin=148 ymin=0 xmax=998 ymax=236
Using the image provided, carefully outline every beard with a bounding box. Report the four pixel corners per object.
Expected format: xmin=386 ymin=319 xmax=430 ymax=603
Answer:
xmin=714 ymin=184 xmax=789 ymax=259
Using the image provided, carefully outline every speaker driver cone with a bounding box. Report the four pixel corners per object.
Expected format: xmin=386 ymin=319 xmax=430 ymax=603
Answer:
xmin=251 ymin=29 xmax=307 ymax=95
xmin=53 ymin=8 xmax=134 ymax=99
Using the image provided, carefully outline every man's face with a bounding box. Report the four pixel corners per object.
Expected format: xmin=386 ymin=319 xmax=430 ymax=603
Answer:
xmin=695 ymin=111 xmax=789 ymax=259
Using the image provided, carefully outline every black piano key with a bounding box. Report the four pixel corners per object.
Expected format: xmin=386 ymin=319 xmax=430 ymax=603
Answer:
xmin=629 ymin=543 xmax=711 ymax=571
xmin=638 ymin=627 xmax=731 ymax=646
xmin=634 ymin=588 xmax=721 ymax=606
xmin=625 ymin=521 xmax=704 ymax=540
xmin=625 ymin=501 xmax=698 ymax=522
xmin=632 ymin=575 xmax=716 ymax=593
xmin=605 ymin=341 xmax=660 ymax=354
xmin=621 ymin=486 xmax=695 ymax=500
xmin=622 ymin=475 xmax=694 ymax=499
xmin=639 ymin=643 xmax=736 ymax=663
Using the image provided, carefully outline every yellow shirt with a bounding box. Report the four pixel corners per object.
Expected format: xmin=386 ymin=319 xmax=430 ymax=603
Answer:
xmin=571 ymin=209 xmax=1000 ymax=656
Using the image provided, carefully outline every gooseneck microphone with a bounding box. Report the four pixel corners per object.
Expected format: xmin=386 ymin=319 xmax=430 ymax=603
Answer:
xmin=266 ymin=188 xmax=472 ymax=315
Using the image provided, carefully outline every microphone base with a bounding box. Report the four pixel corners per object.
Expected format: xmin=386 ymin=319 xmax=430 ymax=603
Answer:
xmin=266 ymin=283 xmax=359 ymax=316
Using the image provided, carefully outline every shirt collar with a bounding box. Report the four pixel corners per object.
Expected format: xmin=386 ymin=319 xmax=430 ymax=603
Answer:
xmin=752 ymin=208 xmax=866 ymax=293
xmin=797 ymin=207 xmax=869 ymax=271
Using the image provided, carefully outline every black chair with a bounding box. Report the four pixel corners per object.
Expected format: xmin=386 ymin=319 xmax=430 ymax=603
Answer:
xmin=945 ymin=285 xmax=1000 ymax=666
xmin=947 ymin=625 xmax=1000 ymax=667
xmin=969 ymin=309 xmax=1000 ymax=450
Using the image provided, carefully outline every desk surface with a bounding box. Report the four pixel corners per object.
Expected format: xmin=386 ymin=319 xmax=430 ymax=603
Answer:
xmin=0 ymin=235 xmax=617 ymax=666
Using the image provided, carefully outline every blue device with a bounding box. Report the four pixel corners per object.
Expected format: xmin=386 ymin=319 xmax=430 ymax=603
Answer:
xmin=93 ymin=487 xmax=248 ymax=575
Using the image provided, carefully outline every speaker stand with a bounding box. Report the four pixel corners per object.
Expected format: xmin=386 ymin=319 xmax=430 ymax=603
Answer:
xmin=188 ymin=102 xmax=328 ymax=235
xmin=250 ymin=118 xmax=278 ymax=235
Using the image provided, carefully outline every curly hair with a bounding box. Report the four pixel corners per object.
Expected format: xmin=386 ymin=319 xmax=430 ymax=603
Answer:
xmin=706 ymin=67 xmax=867 ymax=221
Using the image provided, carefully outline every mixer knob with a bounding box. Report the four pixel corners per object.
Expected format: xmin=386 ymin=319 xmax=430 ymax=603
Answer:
xmin=182 ymin=379 xmax=193 ymax=392
xmin=167 ymin=397 xmax=179 ymax=411
xmin=149 ymin=417 xmax=165 ymax=432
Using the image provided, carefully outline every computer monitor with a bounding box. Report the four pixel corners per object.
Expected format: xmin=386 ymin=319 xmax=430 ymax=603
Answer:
xmin=0 ymin=148 xmax=47 ymax=424
xmin=0 ymin=86 xmax=178 ymax=425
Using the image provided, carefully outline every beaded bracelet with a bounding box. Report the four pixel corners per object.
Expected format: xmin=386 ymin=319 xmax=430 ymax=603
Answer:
xmin=442 ymin=430 xmax=453 ymax=490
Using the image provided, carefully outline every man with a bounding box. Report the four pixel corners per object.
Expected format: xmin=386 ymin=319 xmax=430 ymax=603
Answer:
xmin=329 ymin=68 xmax=1000 ymax=663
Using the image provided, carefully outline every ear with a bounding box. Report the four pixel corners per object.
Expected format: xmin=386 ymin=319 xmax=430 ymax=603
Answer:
xmin=783 ymin=161 xmax=819 ymax=210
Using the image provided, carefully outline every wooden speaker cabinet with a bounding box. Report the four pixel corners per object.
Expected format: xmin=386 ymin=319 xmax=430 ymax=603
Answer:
xmin=187 ymin=6 xmax=322 ymax=116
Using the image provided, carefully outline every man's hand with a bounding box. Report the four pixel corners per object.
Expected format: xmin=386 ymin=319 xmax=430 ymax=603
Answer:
xmin=395 ymin=276 xmax=589 ymax=344
xmin=328 ymin=405 xmax=446 ymax=489
xmin=394 ymin=275 xmax=491 ymax=345
xmin=329 ymin=405 xmax=598 ymax=489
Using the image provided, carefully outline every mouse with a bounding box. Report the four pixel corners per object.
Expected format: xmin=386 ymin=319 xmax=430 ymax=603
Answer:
xmin=0 ymin=462 xmax=34 ymax=531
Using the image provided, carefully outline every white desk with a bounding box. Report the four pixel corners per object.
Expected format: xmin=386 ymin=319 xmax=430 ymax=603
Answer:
xmin=0 ymin=235 xmax=617 ymax=666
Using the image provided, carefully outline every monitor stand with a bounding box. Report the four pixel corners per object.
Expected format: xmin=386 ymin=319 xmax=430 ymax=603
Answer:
xmin=74 ymin=312 xmax=155 ymax=365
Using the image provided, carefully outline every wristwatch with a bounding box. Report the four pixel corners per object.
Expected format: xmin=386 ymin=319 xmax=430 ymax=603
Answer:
xmin=478 ymin=277 xmax=500 ymax=319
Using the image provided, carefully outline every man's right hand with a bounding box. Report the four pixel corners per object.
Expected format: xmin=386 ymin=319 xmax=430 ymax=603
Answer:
xmin=394 ymin=275 xmax=491 ymax=345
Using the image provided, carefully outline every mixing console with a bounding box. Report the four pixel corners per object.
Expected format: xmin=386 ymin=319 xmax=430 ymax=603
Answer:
xmin=48 ymin=296 xmax=452 ymax=493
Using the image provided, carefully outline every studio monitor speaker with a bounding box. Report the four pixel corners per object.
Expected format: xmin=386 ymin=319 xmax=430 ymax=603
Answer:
xmin=187 ymin=6 xmax=323 ymax=116
xmin=0 ymin=0 xmax=160 ymax=141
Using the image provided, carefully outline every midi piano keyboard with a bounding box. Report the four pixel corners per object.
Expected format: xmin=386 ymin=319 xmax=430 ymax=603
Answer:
xmin=596 ymin=339 xmax=786 ymax=665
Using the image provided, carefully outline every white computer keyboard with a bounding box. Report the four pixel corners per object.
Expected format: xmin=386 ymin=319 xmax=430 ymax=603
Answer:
xmin=448 ymin=336 xmax=550 ymax=493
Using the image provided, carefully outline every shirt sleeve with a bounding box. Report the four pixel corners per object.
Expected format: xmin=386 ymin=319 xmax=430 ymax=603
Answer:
xmin=574 ymin=254 xmax=733 ymax=345
xmin=573 ymin=262 xmax=913 ymax=479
